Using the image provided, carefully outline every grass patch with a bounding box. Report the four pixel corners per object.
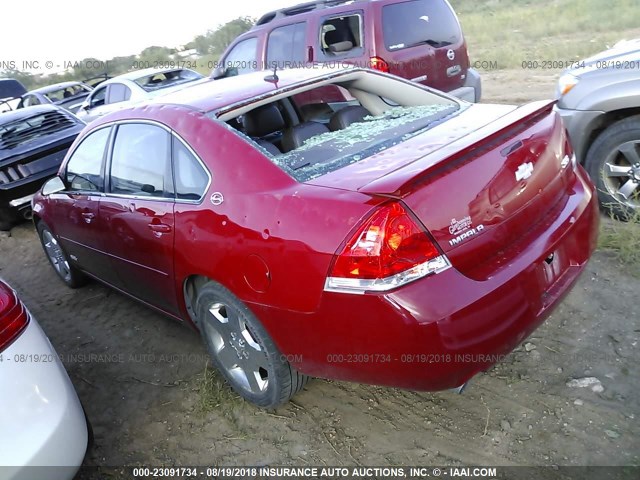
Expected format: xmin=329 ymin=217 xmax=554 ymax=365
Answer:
xmin=598 ymin=211 xmax=640 ymax=276
xmin=452 ymin=0 xmax=640 ymax=70
xmin=197 ymin=363 xmax=242 ymax=414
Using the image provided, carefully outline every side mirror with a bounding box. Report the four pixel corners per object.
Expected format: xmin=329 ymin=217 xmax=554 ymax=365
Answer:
xmin=41 ymin=176 xmax=66 ymax=196
xmin=211 ymin=66 xmax=239 ymax=80
xmin=211 ymin=65 xmax=226 ymax=80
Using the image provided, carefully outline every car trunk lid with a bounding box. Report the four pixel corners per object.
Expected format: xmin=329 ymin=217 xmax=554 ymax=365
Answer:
xmin=310 ymin=100 xmax=572 ymax=279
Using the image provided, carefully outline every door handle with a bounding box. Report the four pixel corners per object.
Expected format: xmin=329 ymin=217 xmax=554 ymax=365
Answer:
xmin=148 ymin=223 xmax=172 ymax=234
xmin=81 ymin=212 xmax=95 ymax=223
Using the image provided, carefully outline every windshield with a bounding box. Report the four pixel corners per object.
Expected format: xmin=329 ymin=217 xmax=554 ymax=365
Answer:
xmin=45 ymin=84 xmax=91 ymax=103
xmin=135 ymin=69 xmax=203 ymax=92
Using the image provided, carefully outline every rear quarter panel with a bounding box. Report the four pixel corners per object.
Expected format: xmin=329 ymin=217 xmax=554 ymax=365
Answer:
xmin=169 ymin=114 xmax=381 ymax=317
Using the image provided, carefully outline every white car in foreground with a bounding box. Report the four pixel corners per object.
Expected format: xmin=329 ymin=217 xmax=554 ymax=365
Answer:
xmin=0 ymin=279 xmax=87 ymax=480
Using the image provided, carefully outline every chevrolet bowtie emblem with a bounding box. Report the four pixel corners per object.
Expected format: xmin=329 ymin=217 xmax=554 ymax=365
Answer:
xmin=515 ymin=162 xmax=534 ymax=181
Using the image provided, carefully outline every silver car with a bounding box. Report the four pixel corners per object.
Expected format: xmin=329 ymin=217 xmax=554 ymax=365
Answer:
xmin=556 ymin=39 xmax=640 ymax=218
xmin=76 ymin=67 xmax=204 ymax=123
xmin=0 ymin=279 xmax=88 ymax=480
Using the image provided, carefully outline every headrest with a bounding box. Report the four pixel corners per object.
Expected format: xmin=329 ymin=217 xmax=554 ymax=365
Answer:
xmin=243 ymin=103 xmax=285 ymax=137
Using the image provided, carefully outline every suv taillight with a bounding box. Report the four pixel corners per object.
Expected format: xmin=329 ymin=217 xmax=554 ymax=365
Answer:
xmin=0 ymin=282 xmax=29 ymax=353
xmin=325 ymin=202 xmax=451 ymax=294
xmin=369 ymin=56 xmax=390 ymax=73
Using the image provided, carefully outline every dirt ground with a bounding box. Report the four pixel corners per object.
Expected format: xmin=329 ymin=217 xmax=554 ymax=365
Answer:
xmin=0 ymin=71 xmax=638 ymax=473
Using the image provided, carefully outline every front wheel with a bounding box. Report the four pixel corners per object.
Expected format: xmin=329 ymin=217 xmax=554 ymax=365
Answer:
xmin=585 ymin=115 xmax=640 ymax=219
xmin=37 ymin=222 xmax=87 ymax=288
xmin=195 ymin=281 xmax=308 ymax=408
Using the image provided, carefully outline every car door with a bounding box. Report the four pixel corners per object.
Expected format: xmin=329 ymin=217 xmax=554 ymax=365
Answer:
xmin=47 ymin=126 xmax=122 ymax=286
xmin=99 ymin=122 xmax=178 ymax=315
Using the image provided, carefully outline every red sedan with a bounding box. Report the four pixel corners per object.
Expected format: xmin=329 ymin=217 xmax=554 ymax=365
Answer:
xmin=32 ymin=67 xmax=599 ymax=408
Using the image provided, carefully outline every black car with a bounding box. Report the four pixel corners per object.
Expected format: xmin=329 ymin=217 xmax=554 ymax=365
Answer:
xmin=0 ymin=78 xmax=27 ymax=113
xmin=18 ymin=81 xmax=94 ymax=114
xmin=0 ymin=105 xmax=85 ymax=230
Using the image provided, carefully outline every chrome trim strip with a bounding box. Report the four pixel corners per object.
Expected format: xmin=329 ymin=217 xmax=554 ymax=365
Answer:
xmin=324 ymin=255 xmax=452 ymax=294
xmin=9 ymin=193 xmax=35 ymax=208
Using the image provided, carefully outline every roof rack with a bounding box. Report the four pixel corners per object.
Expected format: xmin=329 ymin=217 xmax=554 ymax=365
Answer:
xmin=256 ymin=0 xmax=366 ymax=26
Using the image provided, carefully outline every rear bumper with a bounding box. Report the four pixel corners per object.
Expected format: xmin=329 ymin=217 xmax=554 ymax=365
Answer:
xmin=0 ymin=312 xmax=87 ymax=479
xmin=450 ymin=68 xmax=482 ymax=103
xmin=256 ymin=165 xmax=598 ymax=390
xmin=554 ymin=106 xmax=604 ymax=161
xmin=0 ymin=168 xmax=57 ymax=220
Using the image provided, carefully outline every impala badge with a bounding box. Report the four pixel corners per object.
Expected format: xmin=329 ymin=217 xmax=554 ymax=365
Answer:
xmin=210 ymin=192 xmax=224 ymax=206
xmin=515 ymin=162 xmax=534 ymax=181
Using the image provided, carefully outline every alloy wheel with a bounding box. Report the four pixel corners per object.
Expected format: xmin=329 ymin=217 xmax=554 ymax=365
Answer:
xmin=602 ymin=140 xmax=640 ymax=211
xmin=203 ymin=302 xmax=269 ymax=394
xmin=42 ymin=230 xmax=72 ymax=283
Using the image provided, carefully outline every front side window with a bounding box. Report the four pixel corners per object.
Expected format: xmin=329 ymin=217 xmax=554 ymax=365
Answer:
xmin=89 ymin=87 xmax=107 ymax=108
xmin=266 ymin=23 xmax=306 ymax=69
xmin=66 ymin=127 xmax=111 ymax=192
xmin=110 ymin=124 xmax=171 ymax=198
xmin=223 ymin=37 xmax=259 ymax=75
xmin=173 ymin=138 xmax=209 ymax=201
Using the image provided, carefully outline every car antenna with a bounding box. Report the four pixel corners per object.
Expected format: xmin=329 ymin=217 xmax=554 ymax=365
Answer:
xmin=264 ymin=65 xmax=279 ymax=85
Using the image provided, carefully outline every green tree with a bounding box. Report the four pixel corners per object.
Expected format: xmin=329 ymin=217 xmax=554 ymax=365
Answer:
xmin=209 ymin=16 xmax=254 ymax=57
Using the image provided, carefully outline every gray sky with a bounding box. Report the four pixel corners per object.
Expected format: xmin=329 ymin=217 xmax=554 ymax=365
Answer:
xmin=0 ymin=1 xmax=294 ymax=72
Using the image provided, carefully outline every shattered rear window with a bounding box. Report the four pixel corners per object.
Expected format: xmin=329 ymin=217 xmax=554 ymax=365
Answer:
xmin=135 ymin=69 xmax=203 ymax=92
xmin=271 ymin=104 xmax=458 ymax=182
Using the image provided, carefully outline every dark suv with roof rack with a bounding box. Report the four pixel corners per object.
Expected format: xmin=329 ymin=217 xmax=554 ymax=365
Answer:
xmin=212 ymin=0 xmax=481 ymax=103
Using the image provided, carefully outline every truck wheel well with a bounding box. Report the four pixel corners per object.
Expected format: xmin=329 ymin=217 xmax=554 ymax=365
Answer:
xmin=586 ymin=107 xmax=640 ymax=156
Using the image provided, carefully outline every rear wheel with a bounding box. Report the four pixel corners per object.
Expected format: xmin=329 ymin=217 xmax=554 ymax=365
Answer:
xmin=36 ymin=222 xmax=87 ymax=288
xmin=195 ymin=281 xmax=308 ymax=408
xmin=585 ymin=116 xmax=640 ymax=219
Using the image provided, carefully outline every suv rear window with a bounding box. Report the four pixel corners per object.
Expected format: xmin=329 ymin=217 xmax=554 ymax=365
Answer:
xmin=382 ymin=0 xmax=460 ymax=51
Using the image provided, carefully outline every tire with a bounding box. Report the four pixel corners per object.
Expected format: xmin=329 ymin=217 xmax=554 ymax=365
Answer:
xmin=584 ymin=115 xmax=640 ymax=220
xmin=36 ymin=221 xmax=87 ymax=288
xmin=0 ymin=208 xmax=17 ymax=232
xmin=195 ymin=281 xmax=309 ymax=408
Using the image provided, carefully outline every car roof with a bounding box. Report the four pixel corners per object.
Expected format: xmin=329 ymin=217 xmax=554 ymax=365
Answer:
xmin=0 ymin=104 xmax=61 ymax=124
xmin=29 ymin=81 xmax=86 ymax=94
xmin=256 ymin=0 xmax=371 ymax=26
xmin=154 ymin=67 xmax=353 ymax=114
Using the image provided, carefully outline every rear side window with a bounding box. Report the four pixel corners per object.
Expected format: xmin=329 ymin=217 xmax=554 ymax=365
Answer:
xmin=110 ymin=124 xmax=172 ymax=198
xmin=320 ymin=14 xmax=363 ymax=57
xmin=106 ymin=83 xmax=131 ymax=104
xmin=66 ymin=127 xmax=111 ymax=192
xmin=224 ymin=38 xmax=259 ymax=74
xmin=172 ymin=137 xmax=209 ymax=201
xmin=382 ymin=0 xmax=460 ymax=51
xmin=266 ymin=22 xmax=306 ymax=69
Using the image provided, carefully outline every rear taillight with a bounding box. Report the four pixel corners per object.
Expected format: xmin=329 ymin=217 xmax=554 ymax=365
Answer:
xmin=369 ymin=56 xmax=390 ymax=73
xmin=325 ymin=202 xmax=451 ymax=294
xmin=0 ymin=283 xmax=29 ymax=353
